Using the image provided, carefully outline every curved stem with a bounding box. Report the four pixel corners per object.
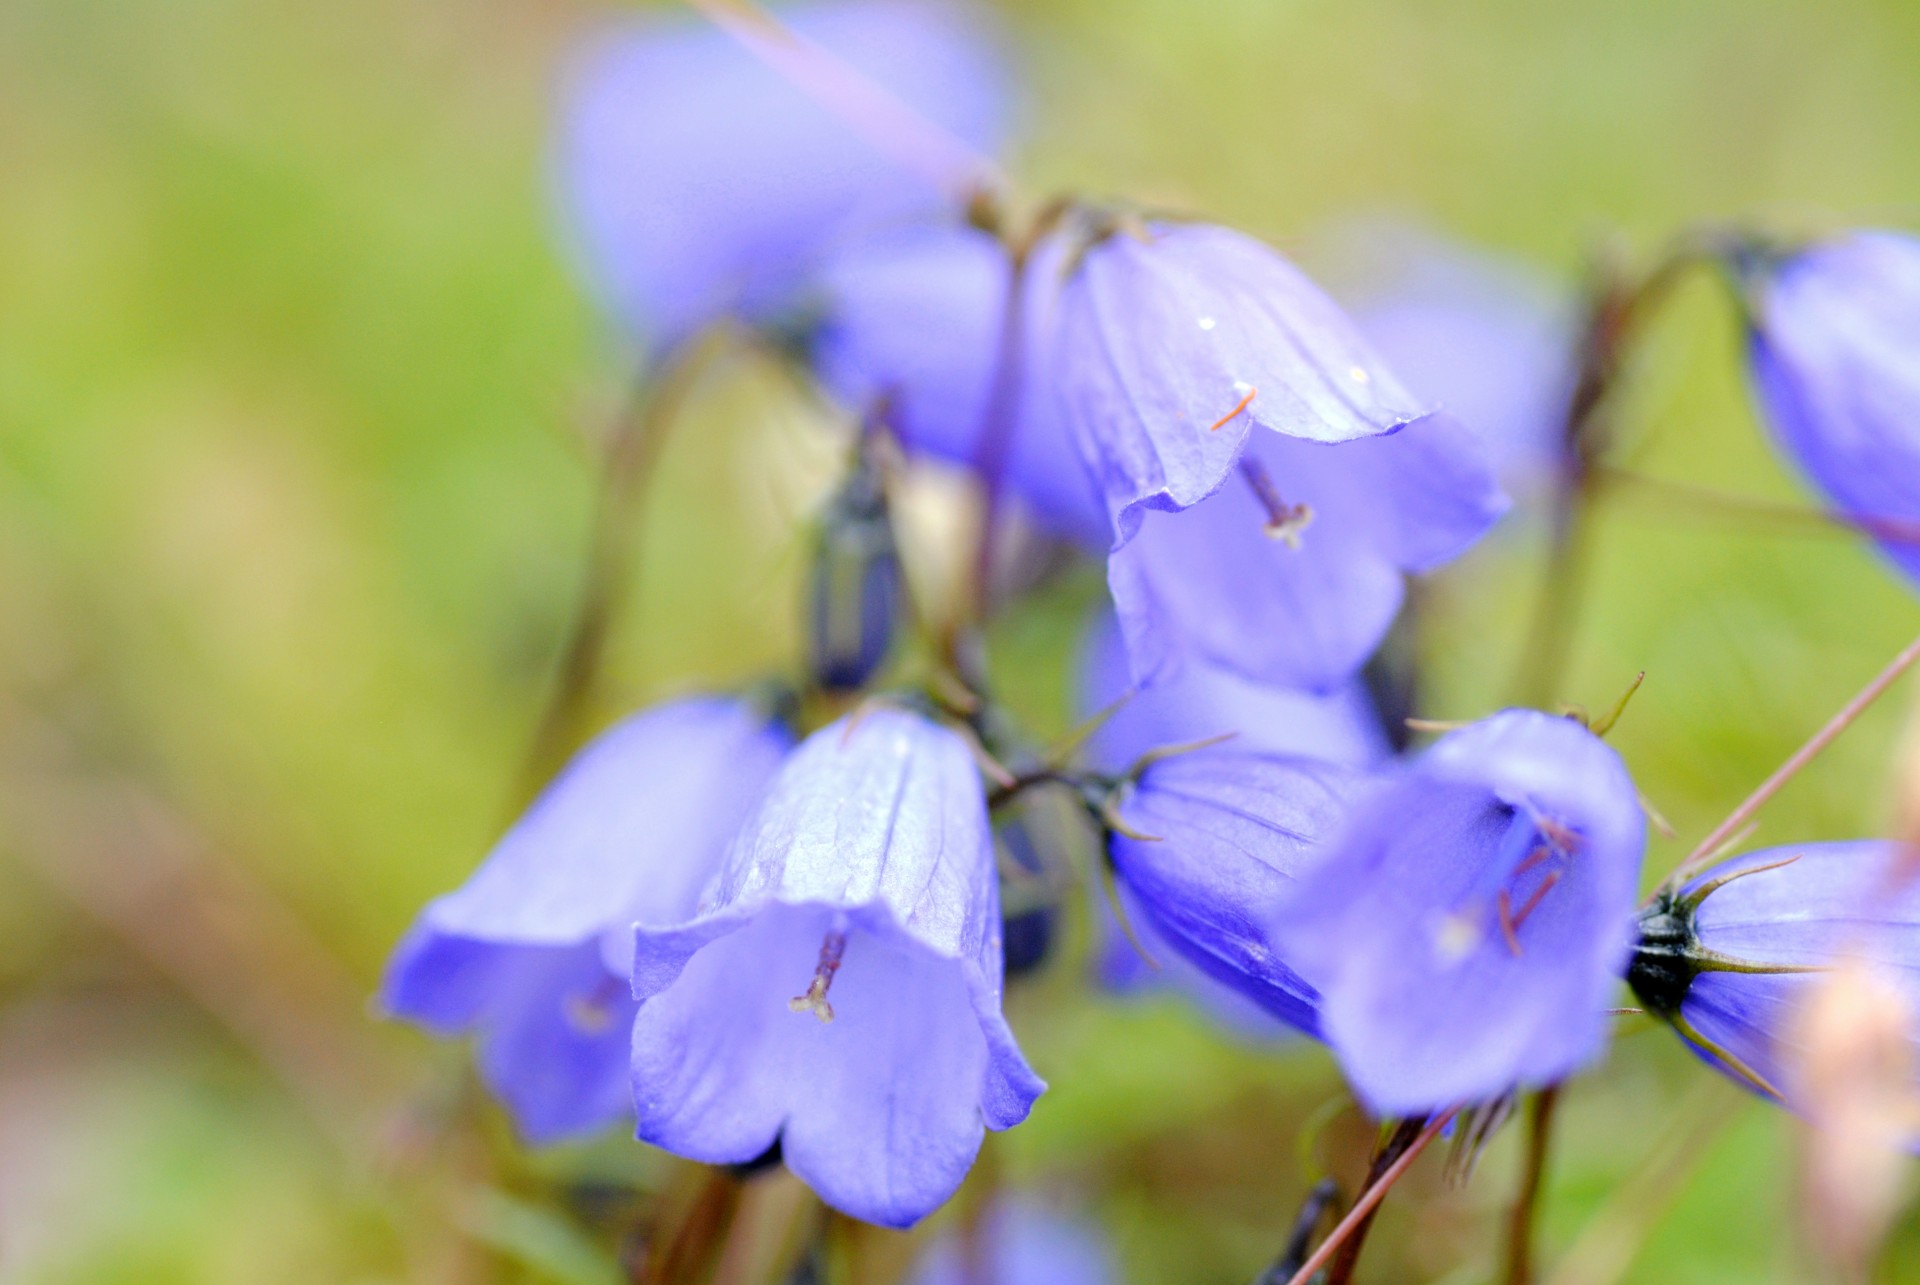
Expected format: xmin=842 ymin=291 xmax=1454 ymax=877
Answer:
xmin=1664 ymin=627 xmax=1920 ymax=890
xmin=519 ymin=344 xmax=705 ymax=799
xmin=1285 ymin=1110 xmax=1454 ymax=1285
xmin=1501 ymin=1085 xmax=1562 ymax=1285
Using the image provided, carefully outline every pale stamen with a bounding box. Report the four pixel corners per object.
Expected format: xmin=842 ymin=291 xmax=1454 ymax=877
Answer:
xmin=1238 ymin=456 xmax=1313 ymax=547
xmin=789 ymin=930 xmax=849 ymax=1024
xmin=564 ymin=974 xmax=628 ymax=1035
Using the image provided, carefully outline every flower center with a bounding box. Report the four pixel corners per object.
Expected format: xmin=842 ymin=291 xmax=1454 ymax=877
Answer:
xmin=564 ymin=973 xmax=628 ymax=1035
xmin=788 ymin=930 xmax=849 ymax=1024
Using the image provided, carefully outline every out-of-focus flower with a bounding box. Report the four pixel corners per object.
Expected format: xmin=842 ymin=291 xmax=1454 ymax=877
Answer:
xmin=812 ymin=224 xmax=1109 ymax=545
xmin=1055 ymin=221 xmax=1439 ymax=543
xmin=1627 ymin=841 xmax=1920 ymax=1105
xmin=628 ymin=705 xmax=1044 ymax=1227
xmin=1076 ymin=606 xmax=1388 ymax=772
xmin=382 ymin=697 xmax=792 ymax=1143
xmin=1276 ymin=711 xmax=1645 ymax=1115
xmin=1745 ymin=230 xmax=1920 ymax=586
xmin=1105 ymin=747 xmax=1361 ymax=1036
xmin=807 ymin=438 xmax=903 ymax=690
xmin=557 ymin=1 xmax=1007 ymax=352
xmin=1792 ymin=959 xmax=1916 ymax=1277
xmin=909 ymin=1201 xmax=1115 ymax=1285
xmin=1344 ymin=229 xmax=1575 ymax=496
xmin=1107 ymin=415 xmax=1506 ymax=691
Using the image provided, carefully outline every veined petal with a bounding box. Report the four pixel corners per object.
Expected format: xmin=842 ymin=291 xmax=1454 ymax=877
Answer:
xmin=1057 ymin=221 xmax=1437 ymax=543
xmin=1110 ymin=749 xmax=1360 ymax=1036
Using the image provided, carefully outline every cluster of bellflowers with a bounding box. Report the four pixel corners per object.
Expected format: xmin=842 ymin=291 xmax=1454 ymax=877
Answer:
xmin=380 ymin=0 xmax=1920 ymax=1266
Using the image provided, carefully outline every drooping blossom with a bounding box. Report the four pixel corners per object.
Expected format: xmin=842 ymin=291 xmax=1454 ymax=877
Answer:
xmin=1055 ymin=221 xmax=1441 ymax=543
xmin=1104 ymin=747 xmax=1361 ymax=1037
xmin=1628 ymin=840 xmax=1920 ymax=1107
xmin=909 ymin=1200 xmax=1116 ymax=1285
xmin=1274 ymin=710 xmax=1646 ymax=1114
xmin=628 ymin=705 xmax=1044 ymax=1227
xmin=807 ymin=437 xmax=903 ymax=690
xmin=1745 ymin=230 xmax=1920 ymax=586
xmin=1107 ymin=415 xmax=1506 ymax=691
xmin=811 ymin=223 xmax=1108 ymax=544
xmin=382 ymin=697 xmax=792 ymax=1143
xmin=557 ymin=1 xmax=1007 ymax=353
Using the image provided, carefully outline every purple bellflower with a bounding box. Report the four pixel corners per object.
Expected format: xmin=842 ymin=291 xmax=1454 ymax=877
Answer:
xmin=909 ymin=1200 xmax=1116 ymax=1285
xmin=627 ymin=705 xmax=1044 ymax=1228
xmin=382 ymin=696 xmax=792 ymax=1143
xmin=1746 ymin=230 xmax=1920 ymax=586
xmin=1055 ymin=221 xmax=1442 ymax=542
xmin=1104 ymin=747 xmax=1362 ymax=1037
xmin=1107 ymin=414 xmax=1507 ymax=691
xmin=812 ymin=223 xmax=1109 ymax=545
xmin=1273 ymin=711 xmax=1646 ymax=1115
xmin=557 ymin=2 xmax=1007 ymax=353
xmin=1629 ymin=841 xmax=1920 ymax=1105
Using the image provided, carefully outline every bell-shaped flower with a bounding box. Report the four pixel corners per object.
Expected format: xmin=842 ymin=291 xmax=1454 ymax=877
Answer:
xmin=1108 ymin=414 xmax=1506 ymax=691
xmin=381 ymin=696 xmax=792 ymax=1143
xmin=1104 ymin=747 xmax=1362 ymax=1037
xmin=1628 ymin=841 xmax=1920 ymax=1105
xmin=1076 ymin=606 xmax=1389 ymax=772
xmin=1746 ymin=230 xmax=1920 ymax=586
xmin=628 ymin=705 xmax=1044 ymax=1228
xmin=909 ymin=1200 xmax=1115 ymax=1285
xmin=557 ymin=1 xmax=1007 ymax=353
xmin=811 ymin=223 xmax=1109 ymax=545
xmin=1055 ymin=221 xmax=1440 ymax=544
xmin=1273 ymin=711 xmax=1646 ymax=1115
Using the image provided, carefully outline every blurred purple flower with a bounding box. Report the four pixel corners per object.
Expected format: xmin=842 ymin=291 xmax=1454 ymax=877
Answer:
xmin=557 ymin=1 xmax=1007 ymax=352
xmin=1107 ymin=414 xmax=1506 ymax=691
xmin=1077 ymin=606 xmax=1388 ymax=772
xmin=1746 ymin=230 xmax=1920 ymax=586
xmin=1106 ymin=747 xmax=1362 ymax=1036
xmin=628 ymin=705 xmax=1044 ymax=1227
xmin=1274 ymin=711 xmax=1645 ymax=1114
xmin=909 ymin=1201 xmax=1115 ymax=1285
xmin=812 ymin=223 xmax=1108 ymax=544
xmin=381 ymin=697 xmax=791 ymax=1143
xmin=1630 ymin=841 xmax=1920 ymax=1104
xmin=1055 ymin=221 xmax=1440 ymax=544
xmin=1345 ymin=230 xmax=1575 ymax=495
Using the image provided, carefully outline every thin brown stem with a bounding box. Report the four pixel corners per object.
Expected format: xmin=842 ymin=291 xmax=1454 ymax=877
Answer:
xmin=1665 ymin=628 xmax=1920 ymax=890
xmin=1324 ymin=1116 xmax=1429 ymax=1285
xmin=1502 ymin=1085 xmax=1563 ymax=1285
xmin=520 ymin=346 xmax=705 ymax=799
xmin=1597 ymin=467 xmax=1920 ymax=547
xmin=1285 ymin=1110 xmax=1455 ymax=1285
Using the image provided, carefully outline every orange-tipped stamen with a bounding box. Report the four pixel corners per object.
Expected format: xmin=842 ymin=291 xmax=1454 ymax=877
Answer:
xmin=1207 ymin=384 xmax=1258 ymax=431
xmin=1511 ymin=871 xmax=1562 ymax=932
xmin=1497 ymin=891 xmax=1523 ymax=957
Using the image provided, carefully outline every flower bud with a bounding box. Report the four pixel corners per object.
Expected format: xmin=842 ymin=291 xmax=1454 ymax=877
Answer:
xmin=806 ymin=445 xmax=903 ymax=691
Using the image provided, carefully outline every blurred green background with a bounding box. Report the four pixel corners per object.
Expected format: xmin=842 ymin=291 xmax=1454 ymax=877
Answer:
xmin=3 ymin=0 xmax=1920 ymax=1281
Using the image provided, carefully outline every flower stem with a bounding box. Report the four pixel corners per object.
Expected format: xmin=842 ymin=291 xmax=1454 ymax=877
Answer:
xmin=519 ymin=341 xmax=708 ymax=800
xmin=1285 ymin=1111 xmax=1454 ymax=1285
xmin=1666 ymin=627 xmax=1920 ymax=889
xmin=1501 ymin=1084 xmax=1563 ymax=1285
